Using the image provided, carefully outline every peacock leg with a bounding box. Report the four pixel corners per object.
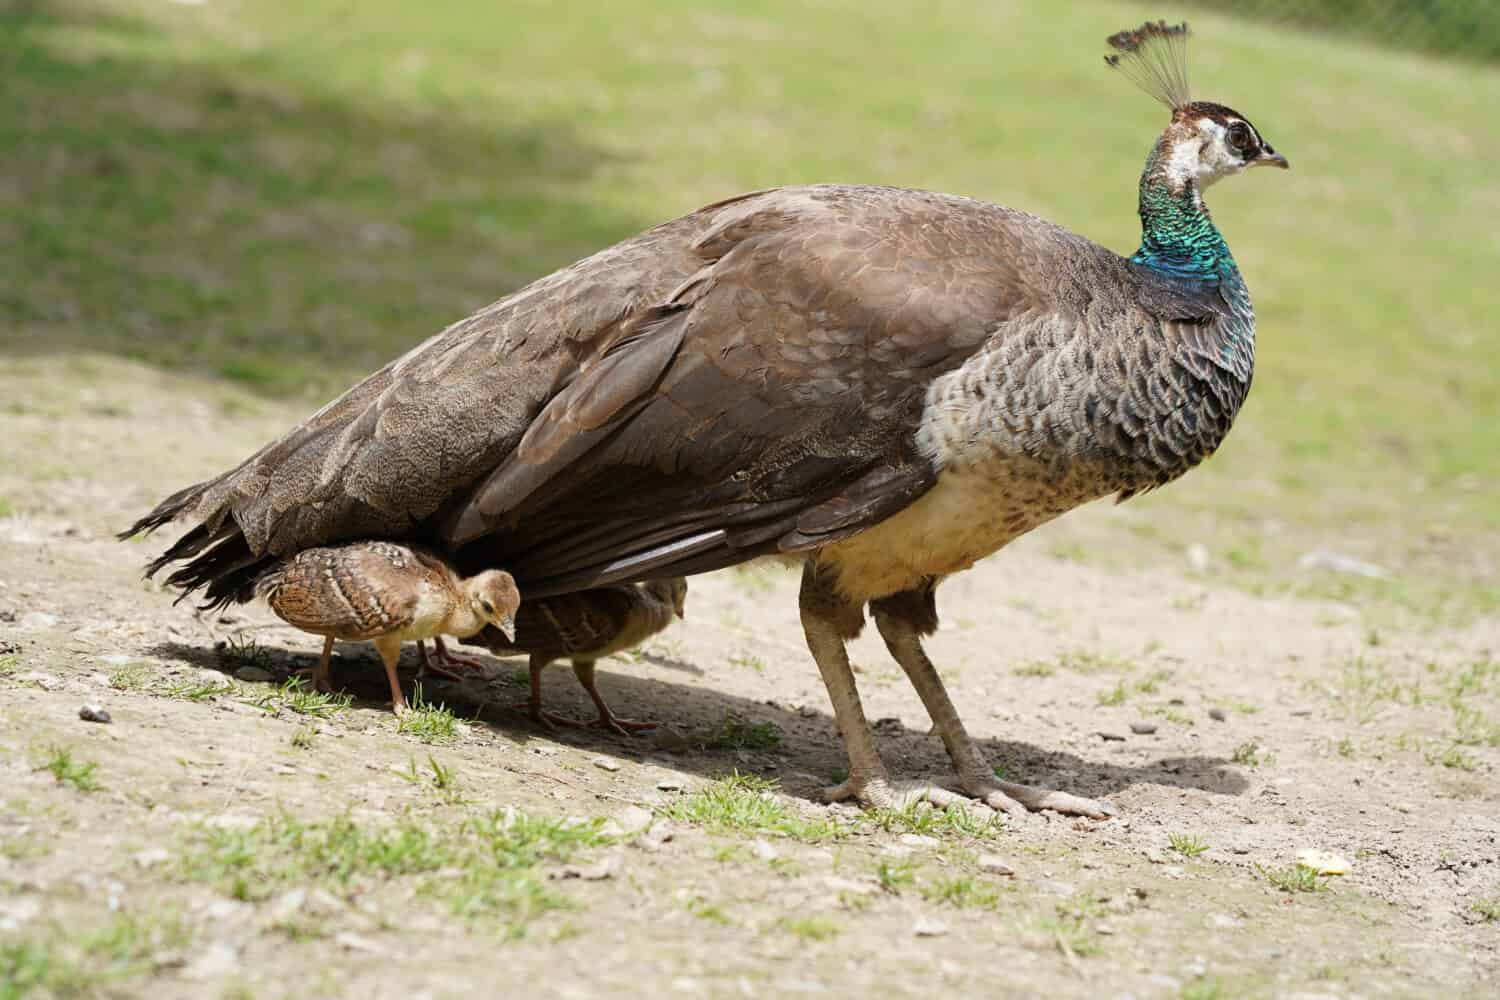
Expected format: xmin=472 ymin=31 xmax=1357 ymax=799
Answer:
xmin=295 ymin=636 xmax=336 ymax=694
xmin=870 ymin=589 xmax=1115 ymax=819
xmin=800 ymin=563 xmax=973 ymax=810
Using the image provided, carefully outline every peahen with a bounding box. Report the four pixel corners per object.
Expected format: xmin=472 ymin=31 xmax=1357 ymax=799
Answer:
xmin=126 ymin=22 xmax=1286 ymax=816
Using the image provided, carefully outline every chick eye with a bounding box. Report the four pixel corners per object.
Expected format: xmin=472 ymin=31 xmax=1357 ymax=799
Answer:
xmin=1227 ymin=122 xmax=1254 ymax=152
xmin=479 ymin=599 xmax=494 ymax=614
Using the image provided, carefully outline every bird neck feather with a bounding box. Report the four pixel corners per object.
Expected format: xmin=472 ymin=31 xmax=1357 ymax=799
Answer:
xmin=1132 ymin=134 xmax=1236 ymax=285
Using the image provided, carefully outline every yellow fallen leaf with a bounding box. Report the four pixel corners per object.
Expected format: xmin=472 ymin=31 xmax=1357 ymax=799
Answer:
xmin=1295 ymin=849 xmax=1351 ymax=875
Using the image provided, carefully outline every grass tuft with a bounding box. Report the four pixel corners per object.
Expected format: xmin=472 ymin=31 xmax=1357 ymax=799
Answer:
xmin=920 ymin=875 xmax=1004 ymax=909
xmin=1167 ymin=833 xmax=1210 ymax=858
xmin=397 ymin=684 xmax=461 ymax=744
xmin=779 ymin=915 xmax=839 ymax=941
xmin=37 ymin=745 xmax=100 ymax=793
xmin=1260 ymin=862 xmax=1329 ymax=894
xmin=0 ymin=912 xmax=192 ymax=998
xmin=694 ymin=714 xmax=782 ymax=751
xmin=863 ymin=800 xmax=1005 ymax=839
xmin=659 ymin=772 xmax=844 ymax=843
xmin=246 ymin=676 xmax=351 ymax=719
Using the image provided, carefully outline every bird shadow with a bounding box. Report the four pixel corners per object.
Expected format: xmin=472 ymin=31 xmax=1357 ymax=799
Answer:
xmin=149 ymin=638 xmax=1251 ymax=808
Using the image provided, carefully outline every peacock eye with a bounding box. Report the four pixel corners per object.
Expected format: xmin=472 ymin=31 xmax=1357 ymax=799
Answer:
xmin=479 ymin=598 xmax=494 ymax=614
xmin=1227 ymin=122 xmax=1254 ymax=152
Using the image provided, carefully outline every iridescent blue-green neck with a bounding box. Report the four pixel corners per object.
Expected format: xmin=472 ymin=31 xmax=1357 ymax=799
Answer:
xmin=1132 ymin=138 xmax=1236 ymax=284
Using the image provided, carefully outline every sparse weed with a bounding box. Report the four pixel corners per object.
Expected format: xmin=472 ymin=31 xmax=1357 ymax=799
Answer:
xmin=1336 ymin=737 xmax=1356 ymax=758
xmin=398 ymin=684 xmax=461 ymax=744
xmin=1041 ymin=915 xmax=1100 ymax=958
xmin=1014 ymin=660 xmax=1055 ymax=677
xmin=779 ymin=915 xmax=839 ymax=941
xmin=399 ymin=755 xmax=466 ymax=804
xmin=863 ymin=800 xmax=1004 ymax=839
xmin=290 ymin=726 xmax=317 ymax=749
xmin=0 ymin=912 xmax=192 ymax=998
xmin=1260 ymin=862 xmax=1328 ymax=894
xmin=37 ymin=745 xmax=100 ymax=792
xmin=681 ymin=895 xmax=733 ymax=926
xmin=921 ymin=875 xmax=1003 ymax=909
xmin=1181 ymin=979 xmax=1230 ymax=1000
xmin=0 ymin=653 xmax=19 ymax=677
xmin=660 ymin=772 xmax=844 ymax=843
xmin=873 ymin=859 xmax=916 ymax=894
xmin=1168 ymin=833 xmax=1209 ymax=858
xmin=1233 ymin=742 xmax=1270 ymax=768
xmin=107 ymin=662 xmax=150 ymax=690
xmin=1097 ymin=682 xmax=1129 ymax=706
xmin=729 ymin=653 xmax=767 ymax=673
xmin=247 ymin=676 xmax=351 ymax=719
xmin=1338 ymin=656 xmax=1404 ymax=724
xmin=1150 ymin=704 xmax=1193 ymax=725
xmin=219 ymin=635 xmax=272 ymax=671
xmin=176 ymin=807 xmax=607 ymax=933
xmin=159 ymin=675 xmax=237 ymax=702
xmin=1471 ymin=897 xmax=1500 ymax=922
xmin=694 ymin=714 xmax=782 ymax=751
xmin=1425 ymin=744 xmax=1479 ymax=771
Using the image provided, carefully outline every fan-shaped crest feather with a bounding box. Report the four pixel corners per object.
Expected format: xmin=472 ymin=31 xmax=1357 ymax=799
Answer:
xmin=1104 ymin=20 xmax=1191 ymax=111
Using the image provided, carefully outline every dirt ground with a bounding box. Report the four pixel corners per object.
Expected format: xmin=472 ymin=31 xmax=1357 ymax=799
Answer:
xmin=2 ymin=356 xmax=1497 ymax=999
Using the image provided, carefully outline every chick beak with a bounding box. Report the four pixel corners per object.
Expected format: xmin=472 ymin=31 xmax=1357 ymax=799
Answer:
xmin=1255 ymin=145 xmax=1290 ymax=170
xmin=498 ymin=615 xmax=515 ymax=642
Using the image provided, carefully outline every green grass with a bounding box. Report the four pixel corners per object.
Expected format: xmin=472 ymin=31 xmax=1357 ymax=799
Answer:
xmin=158 ymin=675 xmax=238 ymax=702
xmin=0 ymin=653 xmax=19 ymax=678
xmin=1168 ymin=833 xmax=1210 ymax=858
xmin=246 ymin=675 xmax=352 ymax=719
xmin=1473 ymin=897 xmax=1500 ymax=922
xmin=396 ymin=684 xmax=461 ymax=744
xmin=0 ymin=911 xmax=192 ymax=999
xmin=873 ymin=859 xmax=917 ymax=894
xmin=218 ymin=635 xmax=271 ymax=671
xmin=106 ymin=661 xmax=150 ymax=690
xmin=3 ymin=0 xmax=1498 ymax=605
xmin=174 ymin=807 xmax=609 ymax=934
xmin=659 ymin=772 xmax=845 ymax=843
xmin=779 ymin=915 xmax=840 ymax=941
xmin=920 ymin=875 xmax=1005 ymax=909
xmin=693 ymin=713 xmax=783 ymax=751
xmin=863 ymin=800 xmax=1006 ymax=839
xmin=36 ymin=745 xmax=101 ymax=793
xmin=1260 ymin=862 xmax=1329 ymax=894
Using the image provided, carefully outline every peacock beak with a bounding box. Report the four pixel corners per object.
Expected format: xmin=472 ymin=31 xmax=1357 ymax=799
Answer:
xmin=499 ymin=615 xmax=515 ymax=642
xmin=1254 ymin=145 xmax=1289 ymax=169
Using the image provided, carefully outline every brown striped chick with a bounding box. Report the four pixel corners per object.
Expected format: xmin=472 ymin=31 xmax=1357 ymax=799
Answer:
xmin=481 ymin=578 xmax=686 ymax=736
xmin=256 ymin=541 xmax=519 ymax=716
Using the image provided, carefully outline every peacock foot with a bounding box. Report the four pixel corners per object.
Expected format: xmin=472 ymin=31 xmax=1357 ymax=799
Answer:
xmin=587 ymin=713 xmax=658 ymax=738
xmin=418 ymin=639 xmax=488 ymax=682
xmin=823 ymin=772 xmax=1114 ymax=819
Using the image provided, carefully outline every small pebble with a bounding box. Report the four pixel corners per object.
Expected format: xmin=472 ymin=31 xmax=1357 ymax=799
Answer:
xmin=655 ymin=777 xmax=686 ymax=792
xmin=17 ymin=611 xmax=59 ymax=630
xmin=1129 ymin=721 xmax=1157 ymax=735
xmin=750 ymin=840 xmax=780 ymax=862
xmin=977 ymin=854 xmax=1015 ymax=876
xmin=898 ymin=833 xmax=940 ymax=849
xmin=913 ymin=917 xmax=948 ymax=937
xmin=1097 ymin=731 xmax=1127 ymax=742
xmin=234 ymin=666 xmax=274 ymax=683
xmin=1208 ymin=708 xmax=1227 ymax=722
xmin=591 ymin=756 xmax=621 ymax=773
xmin=78 ymin=704 xmax=112 ymax=724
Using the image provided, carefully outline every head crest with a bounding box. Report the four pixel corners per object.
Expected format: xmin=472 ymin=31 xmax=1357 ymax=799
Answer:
xmin=1104 ymin=21 xmax=1190 ymax=111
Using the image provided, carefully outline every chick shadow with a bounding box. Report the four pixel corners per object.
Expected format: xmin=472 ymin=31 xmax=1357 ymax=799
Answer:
xmin=152 ymin=637 xmax=1250 ymax=807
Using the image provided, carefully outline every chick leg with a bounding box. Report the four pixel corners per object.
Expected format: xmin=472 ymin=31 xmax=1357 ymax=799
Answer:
xmin=372 ymin=635 xmax=409 ymax=718
xmin=572 ymin=660 xmax=657 ymax=736
xmin=293 ymin=636 xmax=337 ymax=694
xmin=417 ymin=637 xmax=488 ymax=682
xmin=870 ymin=590 xmax=1114 ymax=819
xmin=800 ymin=562 xmax=970 ymax=810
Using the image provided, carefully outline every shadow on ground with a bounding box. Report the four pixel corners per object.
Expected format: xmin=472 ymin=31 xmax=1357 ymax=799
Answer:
xmin=153 ymin=639 xmax=1251 ymax=808
xmin=2 ymin=2 xmax=644 ymax=396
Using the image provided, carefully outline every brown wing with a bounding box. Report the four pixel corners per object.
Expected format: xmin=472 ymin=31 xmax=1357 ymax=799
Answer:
xmin=256 ymin=542 xmax=426 ymax=640
xmin=128 ymin=185 xmax=1113 ymax=605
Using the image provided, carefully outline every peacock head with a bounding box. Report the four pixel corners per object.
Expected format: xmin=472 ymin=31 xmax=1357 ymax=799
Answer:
xmin=1106 ymin=21 xmax=1288 ymax=193
xmin=466 ymin=569 xmax=521 ymax=641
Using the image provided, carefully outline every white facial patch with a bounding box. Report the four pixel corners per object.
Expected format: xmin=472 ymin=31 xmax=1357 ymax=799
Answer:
xmin=1164 ymin=117 xmax=1248 ymax=191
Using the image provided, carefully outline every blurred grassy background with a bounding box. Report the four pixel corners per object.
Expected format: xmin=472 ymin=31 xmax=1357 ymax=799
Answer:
xmin=3 ymin=0 xmax=1497 ymax=615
